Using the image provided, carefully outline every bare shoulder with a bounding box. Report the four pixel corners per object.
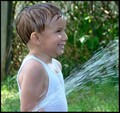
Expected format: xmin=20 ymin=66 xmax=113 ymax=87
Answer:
xmin=19 ymin=59 xmax=48 ymax=111
xmin=21 ymin=59 xmax=46 ymax=84
xmin=53 ymin=59 xmax=62 ymax=70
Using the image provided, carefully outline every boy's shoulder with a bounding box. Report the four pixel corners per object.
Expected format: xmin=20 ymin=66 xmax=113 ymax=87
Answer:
xmin=20 ymin=58 xmax=46 ymax=79
xmin=18 ymin=58 xmax=48 ymax=103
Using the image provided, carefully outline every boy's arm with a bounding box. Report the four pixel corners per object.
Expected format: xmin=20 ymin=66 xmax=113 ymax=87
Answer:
xmin=20 ymin=60 xmax=47 ymax=112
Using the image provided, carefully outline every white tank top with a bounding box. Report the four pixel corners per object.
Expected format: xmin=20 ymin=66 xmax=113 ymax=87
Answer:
xmin=16 ymin=55 xmax=68 ymax=112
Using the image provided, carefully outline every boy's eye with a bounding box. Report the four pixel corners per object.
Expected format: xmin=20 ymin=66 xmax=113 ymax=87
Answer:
xmin=56 ymin=29 xmax=62 ymax=33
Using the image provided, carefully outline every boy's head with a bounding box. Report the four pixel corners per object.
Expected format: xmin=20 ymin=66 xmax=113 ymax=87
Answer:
xmin=15 ymin=3 xmax=63 ymax=45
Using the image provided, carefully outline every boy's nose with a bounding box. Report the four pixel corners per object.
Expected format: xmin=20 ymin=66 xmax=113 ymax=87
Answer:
xmin=62 ymin=32 xmax=68 ymax=41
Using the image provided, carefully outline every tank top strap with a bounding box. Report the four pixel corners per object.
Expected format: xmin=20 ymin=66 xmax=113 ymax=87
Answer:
xmin=18 ymin=55 xmax=47 ymax=75
xmin=27 ymin=55 xmax=47 ymax=67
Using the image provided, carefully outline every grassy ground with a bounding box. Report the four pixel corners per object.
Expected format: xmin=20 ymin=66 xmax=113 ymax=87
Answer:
xmin=1 ymin=76 xmax=20 ymax=112
xmin=1 ymin=76 xmax=119 ymax=112
xmin=67 ymin=82 xmax=119 ymax=112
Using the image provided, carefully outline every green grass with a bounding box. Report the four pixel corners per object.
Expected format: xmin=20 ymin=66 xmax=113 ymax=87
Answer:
xmin=1 ymin=76 xmax=20 ymax=112
xmin=67 ymin=82 xmax=119 ymax=112
xmin=1 ymin=76 xmax=119 ymax=112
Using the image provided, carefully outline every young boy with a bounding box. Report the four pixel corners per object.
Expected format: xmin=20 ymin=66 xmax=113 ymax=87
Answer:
xmin=15 ymin=2 xmax=68 ymax=112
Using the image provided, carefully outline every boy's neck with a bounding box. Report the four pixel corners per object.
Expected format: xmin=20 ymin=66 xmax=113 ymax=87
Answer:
xmin=28 ymin=51 xmax=53 ymax=64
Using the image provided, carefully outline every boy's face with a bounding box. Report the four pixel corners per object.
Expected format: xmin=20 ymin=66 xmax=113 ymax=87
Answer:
xmin=39 ymin=15 xmax=68 ymax=58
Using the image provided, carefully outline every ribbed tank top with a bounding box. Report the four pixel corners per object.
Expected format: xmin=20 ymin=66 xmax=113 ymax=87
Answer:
xmin=16 ymin=55 xmax=68 ymax=112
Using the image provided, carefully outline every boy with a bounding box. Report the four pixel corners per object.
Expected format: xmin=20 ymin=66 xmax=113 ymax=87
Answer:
xmin=15 ymin=2 xmax=68 ymax=112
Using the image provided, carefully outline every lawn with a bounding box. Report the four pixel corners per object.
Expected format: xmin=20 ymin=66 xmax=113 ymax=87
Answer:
xmin=1 ymin=76 xmax=119 ymax=112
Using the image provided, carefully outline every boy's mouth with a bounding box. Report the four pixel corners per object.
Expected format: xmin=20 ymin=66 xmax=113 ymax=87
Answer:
xmin=58 ymin=44 xmax=65 ymax=49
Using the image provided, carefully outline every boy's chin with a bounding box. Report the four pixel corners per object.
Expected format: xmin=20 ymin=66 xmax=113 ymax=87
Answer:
xmin=55 ymin=51 xmax=64 ymax=57
xmin=59 ymin=51 xmax=64 ymax=56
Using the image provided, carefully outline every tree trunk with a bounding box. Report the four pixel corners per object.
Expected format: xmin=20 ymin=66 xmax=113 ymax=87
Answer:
xmin=1 ymin=1 xmax=13 ymax=80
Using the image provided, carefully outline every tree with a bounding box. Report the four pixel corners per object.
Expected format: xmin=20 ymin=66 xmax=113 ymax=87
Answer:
xmin=1 ymin=1 xmax=13 ymax=80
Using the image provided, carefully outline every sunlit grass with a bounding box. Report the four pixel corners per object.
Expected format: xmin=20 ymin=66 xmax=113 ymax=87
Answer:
xmin=67 ymin=82 xmax=119 ymax=112
xmin=1 ymin=76 xmax=119 ymax=112
xmin=1 ymin=76 xmax=20 ymax=112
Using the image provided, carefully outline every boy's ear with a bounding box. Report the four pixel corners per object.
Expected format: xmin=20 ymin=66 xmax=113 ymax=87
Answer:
xmin=30 ymin=32 xmax=41 ymax=43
